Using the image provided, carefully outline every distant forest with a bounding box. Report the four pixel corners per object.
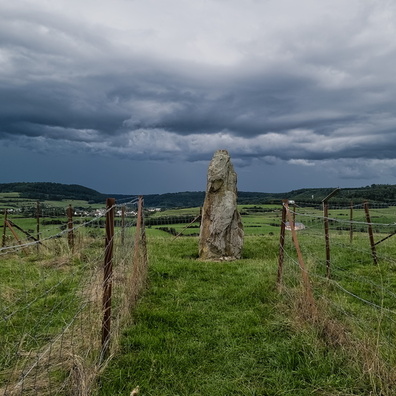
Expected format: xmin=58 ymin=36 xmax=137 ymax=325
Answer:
xmin=0 ymin=182 xmax=106 ymax=203
xmin=2 ymin=182 xmax=396 ymax=208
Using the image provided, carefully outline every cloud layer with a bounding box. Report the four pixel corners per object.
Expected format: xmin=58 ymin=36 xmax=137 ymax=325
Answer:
xmin=1 ymin=0 xmax=396 ymax=191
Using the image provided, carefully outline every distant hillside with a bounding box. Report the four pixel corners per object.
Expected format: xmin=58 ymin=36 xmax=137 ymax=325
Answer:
xmin=138 ymin=191 xmax=206 ymax=208
xmin=0 ymin=182 xmax=106 ymax=203
xmin=283 ymin=184 xmax=396 ymax=204
xmin=113 ymin=184 xmax=396 ymax=207
xmin=2 ymin=182 xmax=396 ymax=208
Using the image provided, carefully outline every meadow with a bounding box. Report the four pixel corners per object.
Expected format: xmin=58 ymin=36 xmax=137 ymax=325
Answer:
xmin=2 ymin=201 xmax=396 ymax=395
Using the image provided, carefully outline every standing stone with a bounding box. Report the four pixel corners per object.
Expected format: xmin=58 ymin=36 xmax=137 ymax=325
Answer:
xmin=199 ymin=150 xmax=244 ymax=260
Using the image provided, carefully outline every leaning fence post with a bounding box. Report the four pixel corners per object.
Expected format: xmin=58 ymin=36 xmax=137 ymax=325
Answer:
xmin=101 ymin=198 xmax=115 ymax=361
xmin=2 ymin=209 xmax=7 ymax=247
xmin=66 ymin=205 xmax=74 ymax=251
xmin=277 ymin=200 xmax=287 ymax=288
xmin=364 ymin=201 xmax=378 ymax=265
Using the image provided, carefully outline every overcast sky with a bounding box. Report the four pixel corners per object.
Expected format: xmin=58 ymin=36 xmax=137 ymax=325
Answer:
xmin=1 ymin=0 xmax=396 ymax=194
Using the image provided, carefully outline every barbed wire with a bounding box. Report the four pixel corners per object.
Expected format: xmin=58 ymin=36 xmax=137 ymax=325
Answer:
xmin=280 ymin=245 xmax=396 ymax=319
xmin=277 ymin=205 xmax=396 ymax=386
xmin=287 ymin=206 xmax=396 ymax=227
xmin=0 ymin=204 xmax=118 ymax=255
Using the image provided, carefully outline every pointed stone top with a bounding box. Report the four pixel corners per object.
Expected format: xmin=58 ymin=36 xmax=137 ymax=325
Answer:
xmin=207 ymin=150 xmax=236 ymax=193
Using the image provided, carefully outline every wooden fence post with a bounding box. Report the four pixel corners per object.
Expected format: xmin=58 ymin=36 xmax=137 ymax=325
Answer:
xmin=131 ymin=196 xmax=148 ymax=301
xmin=2 ymin=209 xmax=7 ymax=248
xmin=277 ymin=200 xmax=287 ymax=288
xmin=134 ymin=197 xmax=142 ymax=248
xmin=36 ymin=201 xmax=40 ymax=253
xmin=292 ymin=202 xmax=296 ymax=228
xmin=364 ymin=201 xmax=378 ymax=265
xmin=67 ymin=205 xmax=74 ymax=251
xmin=121 ymin=205 xmax=125 ymax=246
xmin=323 ymin=201 xmax=331 ymax=278
xmin=284 ymin=201 xmax=316 ymax=317
xmin=101 ymin=198 xmax=115 ymax=361
xmin=349 ymin=201 xmax=353 ymax=243
xmin=321 ymin=188 xmax=340 ymax=278
xmin=5 ymin=221 xmax=29 ymax=254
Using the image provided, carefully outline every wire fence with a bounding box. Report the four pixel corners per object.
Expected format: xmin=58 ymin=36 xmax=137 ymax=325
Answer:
xmin=277 ymin=200 xmax=396 ymax=393
xmin=0 ymin=197 xmax=148 ymax=395
xmin=5 ymin=195 xmax=396 ymax=394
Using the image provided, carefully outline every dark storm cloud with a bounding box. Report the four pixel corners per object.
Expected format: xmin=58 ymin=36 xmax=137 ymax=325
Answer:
xmin=2 ymin=0 xmax=396 ymax=190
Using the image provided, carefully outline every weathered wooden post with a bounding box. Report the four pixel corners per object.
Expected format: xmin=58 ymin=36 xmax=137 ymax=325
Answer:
xmin=277 ymin=200 xmax=287 ymax=288
xmin=349 ymin=201 xmax=353 ymax=243
xmin=121 ymin=205 xmax=125 ymax=246
xmin=131 ymin=196 xmax=148 ymax=303
xmin=134 ymin=197 xmax=143 ymax=252
xmin=292 ymin=202 xmax=296 ymax=228
xmin=323 ymin=201 xmax=330 ymax=277
xmin=66 ymin=205 xmax=74 ymax=251
xmin=364 ymin=201 xmax=378 ymax=265
xmin=2 ymin=209 xmax=7 ymax=248
xmin=284 ymin=201 xmax=316 ymax=318
xmin=36 ymin=201 xmax=40 ymax=253
xmin=322 ymin=188 xmax=340 ymax=278
xmin=101 ymin=198 xmax=115 ymax=361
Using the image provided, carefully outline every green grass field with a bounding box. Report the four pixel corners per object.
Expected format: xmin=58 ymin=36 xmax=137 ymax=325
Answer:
xmin=0 ymin=192 xmax=105 ymax=211
xmin=96 ymin=231 xmax=396 ymax=395
xmin=2 ymin=203 xmax=396 ymax=395
xmin=95 ymin=204 xmax=396 ymax=395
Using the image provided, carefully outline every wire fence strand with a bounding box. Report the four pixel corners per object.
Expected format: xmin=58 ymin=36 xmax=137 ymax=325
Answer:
xmin=0 ymin=198 xmax=148 ymax=395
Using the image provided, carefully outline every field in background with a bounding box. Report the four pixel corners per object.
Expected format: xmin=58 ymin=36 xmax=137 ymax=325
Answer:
xmin=0 ymin=191 xmax=104 ymax=210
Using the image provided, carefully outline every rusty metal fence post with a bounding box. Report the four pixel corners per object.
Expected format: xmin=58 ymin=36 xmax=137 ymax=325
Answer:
xmin=101 ymin=198 xmax=115 ymax=361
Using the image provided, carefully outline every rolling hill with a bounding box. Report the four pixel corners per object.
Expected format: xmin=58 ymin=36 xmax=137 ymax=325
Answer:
xmin=1 ymin=182 xmax=396 ymax=208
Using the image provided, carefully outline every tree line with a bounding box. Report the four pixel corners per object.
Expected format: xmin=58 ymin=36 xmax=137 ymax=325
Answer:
xmin=3 ymin=182 xmax=396 ymax=208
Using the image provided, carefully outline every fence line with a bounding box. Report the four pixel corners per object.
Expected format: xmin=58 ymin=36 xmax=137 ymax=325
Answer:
xmin=0 ymin=197 xmax=148 ymax=395
xmin=278 ymin=199 xmax=396 ymax=392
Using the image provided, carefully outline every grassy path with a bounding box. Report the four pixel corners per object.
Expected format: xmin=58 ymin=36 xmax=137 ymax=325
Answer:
xmin=97 ymin=236 xmax=368 ymax=395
